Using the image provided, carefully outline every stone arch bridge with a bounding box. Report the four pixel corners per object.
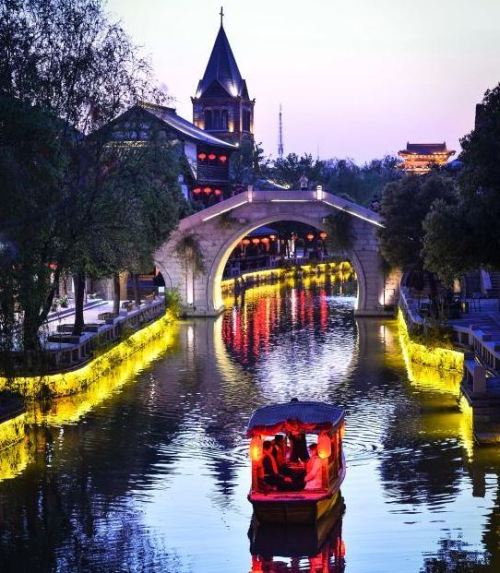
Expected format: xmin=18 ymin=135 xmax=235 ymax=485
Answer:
xmin=155 ymin=189 xmax=400 ymax=317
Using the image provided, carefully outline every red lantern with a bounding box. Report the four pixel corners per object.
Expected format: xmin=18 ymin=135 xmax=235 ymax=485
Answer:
xmin=214 ymin=188 xmax=222 ymax=196
xmin=198 ymin=153 xmax=206 ymax=161
xmin=251 ymin=238 xmax=260 ymax=245
xmin=339 ymin=421 xmax=346 ymax=440
xmin=269 ymin=234 xmax=276 ymax=240
xmin=318 ymin=433 xmax=332 ymax=459
xmin=192 ymin=187 xmax=201 ymax=195
xmin=249 ymin=436 xmax=263 ymax=462
xmin=306 ymin=233 xmax=315 ymax=241
xmin=242 ymin=239 xmax=251 ymax=246
xmin=261 ymin=237 xmax=270 ymax=244
xmin=319 ymin=231 xmax=327 ymax=240
xmin=208 ymin=153 xmax=216 ymax=161
xmin=203 ymin=186 xmax=212 ymax=194
xmin=219 ymin=155 xmax=227 ymax=163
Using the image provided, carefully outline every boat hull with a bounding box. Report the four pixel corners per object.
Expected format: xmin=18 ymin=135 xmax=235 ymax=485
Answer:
xmin=252 ymin=489 xmax=340 ymax=524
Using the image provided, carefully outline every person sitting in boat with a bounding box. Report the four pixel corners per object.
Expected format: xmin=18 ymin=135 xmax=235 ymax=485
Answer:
xmin=304 ymin=443 xmax=322 ymax=490
xmin=272 ymin=434 xmax=286 ymax=469
xmin=288 ymin=429 xmax=309 ymax=463
xmin=262 ymin=440 xmax=295 ymax=491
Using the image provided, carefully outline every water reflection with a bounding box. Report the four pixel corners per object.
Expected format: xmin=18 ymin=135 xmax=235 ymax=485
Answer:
xmin=0 ymin=276 xmax=500 ymax=571
xmin=249 ymin=496 xmax=345 ymax=572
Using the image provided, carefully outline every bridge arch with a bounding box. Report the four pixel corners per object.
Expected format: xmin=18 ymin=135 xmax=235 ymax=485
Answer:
xmin=154 ymin=190 xmax=400 ymax=317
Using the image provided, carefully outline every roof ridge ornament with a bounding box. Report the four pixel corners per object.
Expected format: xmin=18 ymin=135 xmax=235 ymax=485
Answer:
xmin=220 ymin=6 xmax=224 ymax=27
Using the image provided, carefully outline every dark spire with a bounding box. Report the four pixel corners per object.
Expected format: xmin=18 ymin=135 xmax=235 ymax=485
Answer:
xmin=195 ymin=12 xmax=244 ymax=99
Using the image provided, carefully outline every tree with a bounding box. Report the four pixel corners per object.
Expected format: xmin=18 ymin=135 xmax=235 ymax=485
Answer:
xmin=422 ymin=84 xmax=500 ymax=283
xmin=0 ymin=0 xmax=171 ymax=354
xmin=378 ymin=174 xmax=457 ymax=269
xmin=229 ymin=139 xmax=267 ymax=186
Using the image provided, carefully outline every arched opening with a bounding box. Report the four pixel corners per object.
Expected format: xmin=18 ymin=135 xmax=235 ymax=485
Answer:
xmin=206 ymin=217 xmax=366 ymax=315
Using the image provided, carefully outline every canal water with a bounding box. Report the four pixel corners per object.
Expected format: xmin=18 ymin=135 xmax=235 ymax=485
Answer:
xmin=1 ymin=276 xmax=500 ymax=572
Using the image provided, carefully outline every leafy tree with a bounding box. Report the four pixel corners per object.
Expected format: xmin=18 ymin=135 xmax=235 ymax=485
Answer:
xmin=229 ymin=139 xmax=267 ymax=186
xmin=378 ymin=174 xmax=457 ymax=269
xmin=0 ymin=0 xmax=173 ymax=353
xmin=423 ymin=83 xmax=500 ymax=282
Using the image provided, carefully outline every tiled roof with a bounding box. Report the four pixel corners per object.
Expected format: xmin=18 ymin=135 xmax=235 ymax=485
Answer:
xmin=402 ymin=142 xmax=451 ymax=154
xmin=139 ymin=103 xmax=235 ymax=149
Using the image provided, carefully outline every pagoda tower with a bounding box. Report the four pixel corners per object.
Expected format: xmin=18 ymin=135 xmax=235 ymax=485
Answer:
xmin=192 ymin=9 xmax=255 ymax=146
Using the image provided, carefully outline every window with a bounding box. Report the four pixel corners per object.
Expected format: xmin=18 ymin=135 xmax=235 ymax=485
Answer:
xmin=242 ymin=109 xmax=251 ymax=132
xmin=204 ymin=110 xmax=212 ymax=130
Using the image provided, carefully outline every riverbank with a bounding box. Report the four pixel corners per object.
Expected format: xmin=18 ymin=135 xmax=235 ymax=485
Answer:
xmin=0 ymin=309 xmax=176 ymax=399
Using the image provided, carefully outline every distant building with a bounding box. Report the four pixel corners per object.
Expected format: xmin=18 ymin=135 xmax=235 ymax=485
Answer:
xmin=398 ymin=142 xmax=455 ymax=174
xmin=192 ymin=15 xmax=255 ymax=146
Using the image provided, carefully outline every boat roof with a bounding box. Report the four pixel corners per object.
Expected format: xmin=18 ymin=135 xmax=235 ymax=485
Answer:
xmin=247 ymin=401 xmax=344 ymax=436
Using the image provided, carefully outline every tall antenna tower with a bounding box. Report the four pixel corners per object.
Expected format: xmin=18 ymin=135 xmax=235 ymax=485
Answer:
xmin=278 ymin=104 xmax=284 ymax=159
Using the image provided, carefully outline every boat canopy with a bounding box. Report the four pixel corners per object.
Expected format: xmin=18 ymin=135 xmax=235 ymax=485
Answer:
xmin=247 ymin=401 xmax=344 ymax=437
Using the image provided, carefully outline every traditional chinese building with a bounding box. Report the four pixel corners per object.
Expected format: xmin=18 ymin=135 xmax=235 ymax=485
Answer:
xmin=94 ymin=101 xmax=236 ymax=203
xmin=192 ymin=10 xmax=255 ymax=146
xmin=398 ymin=142 xmax=455 ymax=174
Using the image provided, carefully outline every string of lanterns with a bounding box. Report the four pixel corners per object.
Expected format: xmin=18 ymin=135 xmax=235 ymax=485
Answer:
xmin=197 ymin=152 xmax=227 ymax=163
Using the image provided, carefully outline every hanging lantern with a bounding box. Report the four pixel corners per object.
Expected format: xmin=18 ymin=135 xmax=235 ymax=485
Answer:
xmin=242 ymin=239 xmax=251 ymax=246
xmin=203 ymin=186 xmax=212 ymax=194
xmin=249 ymin=435 xmax=263 ymax=462
xmin=269 ymin=234 xmax=276 ymax=241
xmin=261 ymin=237 xmax=270 ymax=244
xmin=306 ymin=232 xmax=315 ymax=241
xmin=219 ymin=155 xmax=227 ymax=163
xmin=192 ymin=187 xmax=201 ymax=195
xmin=208 ymin=153 xmax=216 ymax=161
xmin=198 ymin=153 xmax=207 ymax=161
xmin=318 ymin=433 xmax=332 ymax=459
xmin=319 ymin=231 xmax=327 ymax=240
xmin=339 ymin=421 xmax=346 ymax=440
xmin=251 ymin=238 xmax=260 ymax=245
xmin=214 ymin=188 xmax=222 ymax=196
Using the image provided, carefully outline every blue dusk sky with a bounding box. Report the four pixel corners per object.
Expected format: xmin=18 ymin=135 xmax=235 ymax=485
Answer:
xmin=107 ymin=0 xmax=500 ymax=162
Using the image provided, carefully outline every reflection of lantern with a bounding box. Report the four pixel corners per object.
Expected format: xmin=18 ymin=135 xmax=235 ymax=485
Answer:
xmin=203 ymin=186 xmax=212 ymax=194
xmin=252 ymin=238 xmax=260 ymax=245
xmin=219 ymin=155 xmax=227 ymax=163
xmin=214 ymin=188 xmax=222 ymax=196
xmin=306 ymin=233 xmax=315 ymax=241
xmin=319 ymin=231 xmax=327 ymax=240
xmin=242 ymin=239 xmax=251 ymax=246
xmin=192 ymin=187 xmax=201 ymax=194
xmin=318 ymin=433 xmax=331 ymax=459
xmin=208 ymin=153 xmax=216 ymax=160
xmin=249 ymin=436 xmax=263 ymax=462
xmin=198 ymin=153 xmax=206 ymax=161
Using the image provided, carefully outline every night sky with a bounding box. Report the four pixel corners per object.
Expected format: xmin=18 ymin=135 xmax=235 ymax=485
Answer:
xmin=107 ymin=0 xmax=500 ymax=162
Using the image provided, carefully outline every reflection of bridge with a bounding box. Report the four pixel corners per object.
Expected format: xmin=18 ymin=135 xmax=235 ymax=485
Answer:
xmin=155 ymin=189 xmax=400 ymax=317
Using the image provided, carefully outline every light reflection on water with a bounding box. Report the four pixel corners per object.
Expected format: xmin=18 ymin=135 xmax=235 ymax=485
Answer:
xmin=0 ymin=276 xmax=499 ymax=572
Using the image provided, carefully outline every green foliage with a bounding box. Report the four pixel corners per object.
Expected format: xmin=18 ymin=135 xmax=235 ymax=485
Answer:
xmin=323 ymin=212 xmax=356 ymax=254
xmin=378 ymin=174 xmax=457 ymax=269
xmin=229 ymin=139 xmax=267 ymax=185
xmin=164 ymin=289 xmax=182 ymax=317
xmin=422 ymin=83 xmax=500 ymax=282
xmin=175 ymin=234 xmax=206 ymax=275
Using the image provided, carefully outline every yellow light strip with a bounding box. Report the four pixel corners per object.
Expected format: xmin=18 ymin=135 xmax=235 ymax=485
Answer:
xmin=0 ymin=312 xmax=177 ymax=399
xmin=322 ymin=200 xmax=384 ymax=228
xmin=202 ymin=200 xmax=248 ymax=222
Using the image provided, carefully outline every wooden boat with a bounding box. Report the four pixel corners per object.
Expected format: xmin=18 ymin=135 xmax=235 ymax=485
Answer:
xmin=247 ymin=400 xmax=346 ymax=524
